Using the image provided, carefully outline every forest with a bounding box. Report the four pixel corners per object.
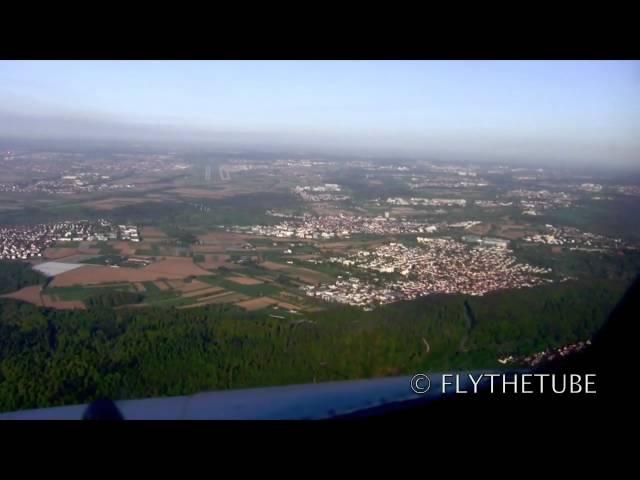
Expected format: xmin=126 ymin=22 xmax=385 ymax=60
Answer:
xmin=0 ymin=261 xmax=45 ymax=295
xmin=0 ymin=277 xmax=628 ymax=412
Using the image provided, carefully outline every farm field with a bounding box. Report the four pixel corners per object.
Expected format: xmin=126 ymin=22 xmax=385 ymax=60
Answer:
xmin=177 ymin=292 xmax=249 ymax=309
xmin=1 ymin=285 xmax=46 ymax=305
xmin=3 ymin=258 xmax=327 ymax=311
xmin=110 ymin=241 xmax=138 ymax=256
xmin=180 ymin=286 xmax=225 ymax=298
xmin=195 ymin=253 xmax=232 ymax=269
xmin=43 ymin=246 xmax=101 ymax=259
xmin=48 ymin=256 xmax=211 ymax=287
xmin=82 ymin=197 xmax=163 ymax=211
xmin=235 ymin=296 xmax=303 ymax=312
xmin=141 ymin=226 xmax=168 ymax=238
xmin=1 ymin=285 xmax=86 ymax=310
xmin=165 ymin=279 xmax=211 ymax=292
xmin=235 ymin=296 xmax=280 ymax=311
xmin=258 ymin=260 xmax=332 ymax=284
xmin=153 ymin=280 xmax=170 ymax=291
xmin=227 ymin=275 xmax=263 ymax=285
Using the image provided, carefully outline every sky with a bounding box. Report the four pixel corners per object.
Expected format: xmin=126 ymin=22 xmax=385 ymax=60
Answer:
xmin=0 ymin=60 xmax=638 ymax=165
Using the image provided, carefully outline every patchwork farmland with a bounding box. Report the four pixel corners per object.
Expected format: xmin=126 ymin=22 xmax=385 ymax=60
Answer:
xmin=2 ymin=230 xmax=340 ymax=313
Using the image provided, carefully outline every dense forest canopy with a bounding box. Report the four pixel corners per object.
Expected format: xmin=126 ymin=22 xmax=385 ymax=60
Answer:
xmin=0 ymin=261 xmax=46 ymax=295
xmin=0 ymin=278 xmax=626 ymax=412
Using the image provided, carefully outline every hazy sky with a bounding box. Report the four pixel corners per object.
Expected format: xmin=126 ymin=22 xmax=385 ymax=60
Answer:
xmin=0 ymin=60 xmax=638 ymax=164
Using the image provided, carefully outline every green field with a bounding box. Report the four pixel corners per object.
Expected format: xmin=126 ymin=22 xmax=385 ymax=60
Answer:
xmin=80 ymin=255 xmax=124 ymax=266
xmin=137 ymin=282 xmax=189 ymax=306
xmin=198 ymin=275 xmax=283 ymax=297
xmin=94 ymin=243 xmax=119 ymax=255
xmin=45 ymin=284 xmax=135 ymax=301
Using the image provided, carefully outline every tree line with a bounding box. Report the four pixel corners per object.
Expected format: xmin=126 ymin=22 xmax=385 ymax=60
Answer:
xmin=0 ymin=278 xmax=628 ymax=412
xmin=0 ymin=261 xmax=45 ymax=295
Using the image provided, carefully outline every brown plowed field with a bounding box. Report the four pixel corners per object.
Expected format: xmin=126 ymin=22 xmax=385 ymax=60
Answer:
xmin=273 ymin=301 xmax=301 ymax=311
xmin=194 ymin=291 xmax=244 ymax=302
xmin=181 ymin=286 xmax=226 ymax=298
xmin=235 ymin=297 xmax=280 ymax=311
xmin=259 ymin=261 xmax=331 ymax=283
xmin=144 ymin=257 xmax=211 ymax=276
xmin=227 ymin=276 xmax=263 ymax=285
xmin=199 ymin=254 xmax=231 ymax=269
xmin=1 ymin=285 xmax=45 ymax=306
xmin=177 ymin=292 xmax=248 ymax=309
xmin=111 ymin=241 xmax=137 ymax=256
xmin=260 ymin=261 xmax=288 ymax=271
xmin=44 ymin=246 xmax=99 ymax=259
xmin=83 ymin=197 xmax=161 ymax=211
xmin=179 ymin=279 xmax=212 ymax=292
xmin=50 ymin=257 xmax=211 ymax=287
xmin=141 ymin=226 xmax=168 ymax=238
xmin=1 ymin=285 xmax=85 ymax=310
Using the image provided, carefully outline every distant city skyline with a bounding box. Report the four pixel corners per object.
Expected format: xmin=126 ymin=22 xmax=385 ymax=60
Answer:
xmin=0 ymin=60 xmax=638 ymax=165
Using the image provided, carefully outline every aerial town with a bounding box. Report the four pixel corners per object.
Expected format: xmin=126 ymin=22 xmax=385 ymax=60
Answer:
xmin=293 ymin=184 xmax=350 ymax=202
xmin=498 ymin=340 xmax=592 ymax=367
xmin=522 ymin=224 xmax=626 ymax=251
xmin=385 ymin=197 xmax=467 ymax=207
xmin=231 ymin=214 xmax=441 ymax=238
xmin=506 ymin=189 xmax=576 ymax=216
xmin=302 ymin=239 xmax=552 ymax=308
xmin=0 ymin=175 xmax=136 ymax=195
xmin=0 ymin=220 xmax=140 ymax=260
xmin=0 ymin=151 xmax=189 ymax=195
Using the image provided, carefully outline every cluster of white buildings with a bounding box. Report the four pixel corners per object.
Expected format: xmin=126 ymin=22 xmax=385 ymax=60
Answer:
xmin=408 ymin=179 xmax=489 ymax=189
xmin=230 ymin=215 xmax=498 ymax=241
xmin=231 ymin=215 xmax=440 ymax=239
xmin=447 ymin=220 xmax=482 ymax=229
xmin=303 ymin=239 xmax=552 ymax=308
xmin=1 ymin=152 xmax=191 ymax=195
xmin=293 ymin=184 xmax=349 ymax=202
xmin=505 ymin=189 xmax=575 ymax=216
xmin=523 ymin=225 xmax=623 ymax=250
xmin=0 ymin=220 xmax=140 ymax=260
xmin=0 ymin=173 xmax=136 ymax=195
xmin=0 ymin=225 xmax=51 ymax=260
xmin=265 ymin=210 xmax=303 ymax=219
xmin=386 ymin=197 xmax=467 ymax=207
xmin=461 ymin=235 xmax=510 ymax=249
xmin=118 ymin=224 xmax=140 ymax=242
xmin=474 ymin=200 xmax=513 ymax=208
xmin=500 ymin=340 xmax=592 ymax=367
xmin=301 ymin=277 xmax=398 ymax=310
xmin=613 ymin=185 xmax=640 ymax=197
xmin=577 ymin=183 xmax=603 ymax=192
